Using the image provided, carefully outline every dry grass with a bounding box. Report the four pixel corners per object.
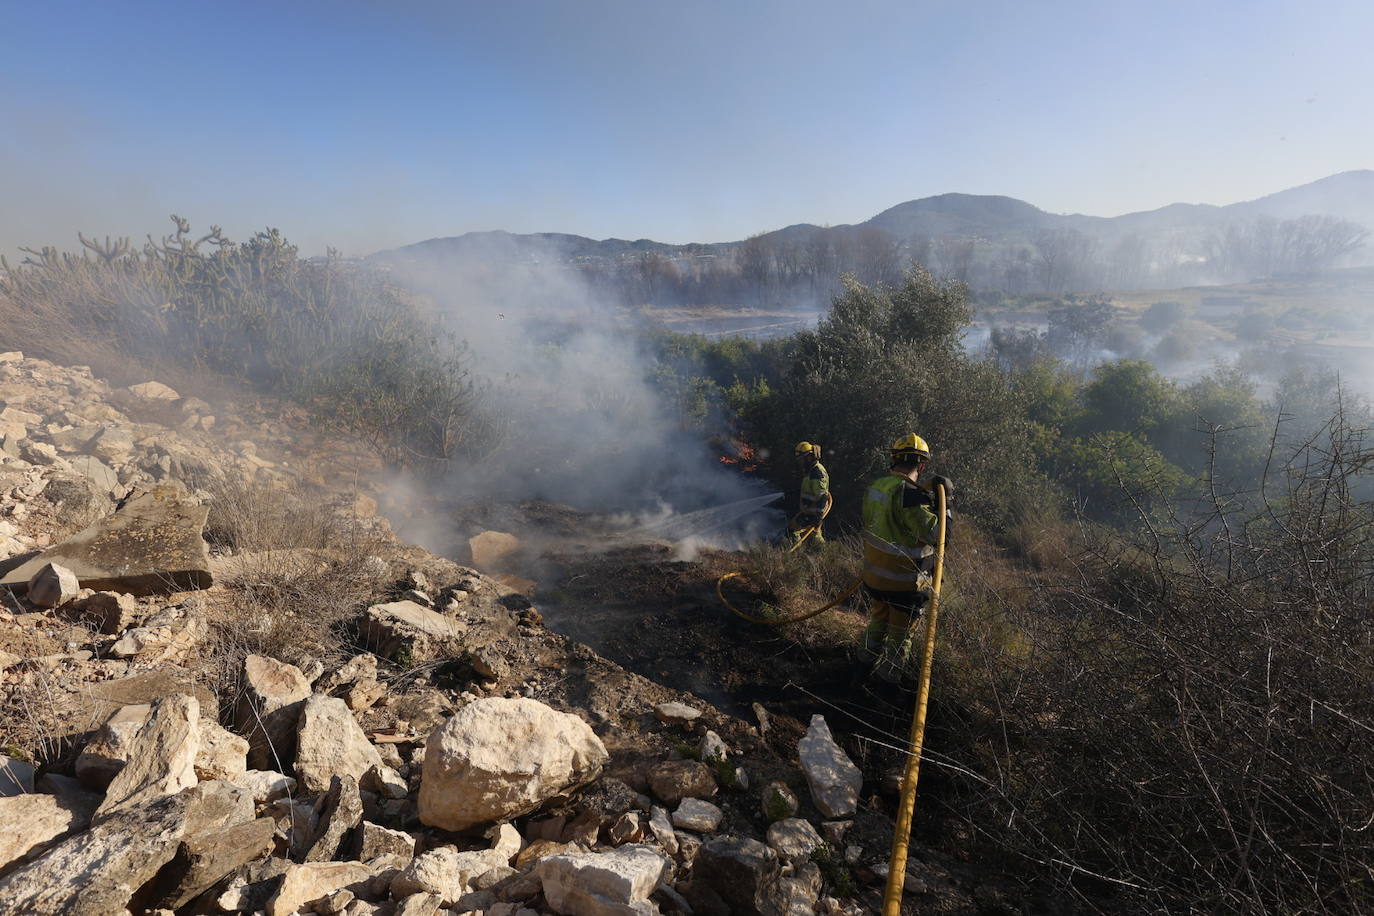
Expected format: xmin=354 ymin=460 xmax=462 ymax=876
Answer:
xmin=199 ymin=476 xmax=394 ymax=708
xmin=198 ymin=472 xmax=340 ymax=553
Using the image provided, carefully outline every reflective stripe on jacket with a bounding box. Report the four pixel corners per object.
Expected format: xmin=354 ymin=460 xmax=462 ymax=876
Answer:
xmin=799 ymin=461 xmax=829 ymax=514
xmin=861 ymin=474 xmax=938 ymax=592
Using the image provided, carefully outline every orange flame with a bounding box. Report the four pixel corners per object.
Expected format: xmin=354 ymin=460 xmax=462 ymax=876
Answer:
xmin=719 ymin=440 xmax=760 ymax=472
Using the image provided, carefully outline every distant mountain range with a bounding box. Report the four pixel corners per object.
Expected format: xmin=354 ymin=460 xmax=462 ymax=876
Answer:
xmin=371 ymin=170 xmax=1374 ymax=267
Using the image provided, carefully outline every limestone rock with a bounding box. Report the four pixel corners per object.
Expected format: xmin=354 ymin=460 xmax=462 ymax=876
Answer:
xmin=95 ymin=693 xmax=200 ymax=818
xmin=151 ymin=815 xmax=277 ymax=910
xmin=0 ymin=487 xmax=212 ymax=595
xmin=419 ymin=697 xmax=608 ymax=831
xmin=648 ymin=806 xmax=678 ymax=856
xmin=89 ymin=426 xmax=134 ymax=462
xmin=561 ymin=810 xmax=602 ymax=846
xmin=798 ymin=716 xmax=861 ymax=819
xmin=359 ymin=600 xmax=464 ymax=661
xmin=355 ymin=821 xmax=415 ymax=861
xmin=55 ymin=590 xmax=137 ymax=634
xmin=127 ymin=381 xmax=180 ymax=401
xmin=0 ymin=792 xmax=97 ymax=872
xmin=391 ymin=846 xmax=508 ymax=905
xmin=766 ymin=818 xmax=823 ymax=863
xmin=516 ymin=839 xmax=582 ymax=868
xmin=698 ymin=730 xmax=728 ymax=763
xmin=110 ymin=605 xmax=207 ymax=661
xmin=776 ymin=862 xmax=823 ymax=916
xmin=760 ymin=782 xmax=799 ymax=823
xmin=608 ymin=811 xmax=645 ymax=845
xmin=672 ymin=798 xmax=723 ymax=833
xmin=0 ymin=783 xmax=246 ymax=916
xmin=691 ymin=836 xmax=782 ymax=916
xmin=468 ymin=530 xmax=521 ymax=570
xmin=647 ymin=760 xmax=716 ymax=806
xmin=235 ymin=654 xmax=311 ymax=770
xmin=652 ymin=702 xmax=702 ymax=725
xmin=304 ymin=775 xmax=364 ymax=862
xmin=228 ymin=769 xmax=297 ymax=805
xmin=76 ymin=702 xmax=151 ymax=789
xmin=319 ymin=653 xmax=379 ymax=694
xmin=536 ymin=844 xmax=669 ymax=916
xmin=26 ymin=562 xmax=79 ymax=608
xmin=61 ymin=667 xmax=217 ymax=746
xmin=67 ymin=455 xmax=119 ymax=493
xmin=295 ymin=695 xmax=384 ymax=795
xmin=194 ymin=719 xmax=249 ymax=781
xmin=267 ymin=861 xmax=373 ymax=916
xmin=395 ymin=892 xmax=445 ymax=916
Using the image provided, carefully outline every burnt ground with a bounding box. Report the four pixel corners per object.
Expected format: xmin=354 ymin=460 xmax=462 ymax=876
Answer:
xmin=531 ymin=540 xmax=982 ymax=855
xmin=391 ymin=498 xmax=1050 ymax=912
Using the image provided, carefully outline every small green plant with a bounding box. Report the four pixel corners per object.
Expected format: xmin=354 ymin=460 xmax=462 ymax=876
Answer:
xmin=671 ymin=739 xmax=700 ymax=761
xmin=708 ymin=755 xmax=740 ymax=790
xmin=810 ymin=844 xmax=858 ymax=898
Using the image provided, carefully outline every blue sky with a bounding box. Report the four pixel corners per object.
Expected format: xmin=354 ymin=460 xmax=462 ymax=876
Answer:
xmin=2 ymin=0 xmax=1370 ymax=256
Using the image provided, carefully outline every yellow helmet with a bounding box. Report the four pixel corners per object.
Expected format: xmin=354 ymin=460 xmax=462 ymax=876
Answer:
xmin=794 ymin=441 xmax=819 ymax=458
xmin=890 ymin=433 xmax=931 ymax=464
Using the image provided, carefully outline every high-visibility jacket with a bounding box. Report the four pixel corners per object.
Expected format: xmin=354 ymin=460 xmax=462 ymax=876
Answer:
xmin=861 ymin=473 xmax=940 ymax=593
xmin=798 ymin=461 xmax=830 ymax=517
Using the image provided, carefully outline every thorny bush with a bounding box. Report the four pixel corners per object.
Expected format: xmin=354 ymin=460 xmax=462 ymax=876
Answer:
xmin=936 ymin=406 xmax=1374 ymax=913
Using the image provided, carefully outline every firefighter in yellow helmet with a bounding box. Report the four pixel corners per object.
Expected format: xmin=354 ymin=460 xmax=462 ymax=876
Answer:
xmin=788 ymin=441 xmax=831 ymax=548
xmin=860 ymin=434 xmax=953 ymax=681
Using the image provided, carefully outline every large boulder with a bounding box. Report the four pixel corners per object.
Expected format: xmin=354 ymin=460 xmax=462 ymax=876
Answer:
xmin=294 ymin=694 xmax=385 ymax=795
xmin=419 ymin=697 xmax=608 ymax=831
xmin=797 ymin=715 xmax=861 ymax=819
xmin=234 ymin=654 xmax=311 ymax=770
xmin=0 ymin=487 xmax=212 ymax=595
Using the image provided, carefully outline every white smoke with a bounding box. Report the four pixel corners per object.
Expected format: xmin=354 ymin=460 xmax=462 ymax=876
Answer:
xmin=374 ymin=234 xmax=781 ymax=551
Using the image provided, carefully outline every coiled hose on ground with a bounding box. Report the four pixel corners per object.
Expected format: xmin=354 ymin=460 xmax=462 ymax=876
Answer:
xmin=714 ymin=499 xmax=862 ymax=625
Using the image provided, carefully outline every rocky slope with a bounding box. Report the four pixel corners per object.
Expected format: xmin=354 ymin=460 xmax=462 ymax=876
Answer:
xmin=0 ymin=353 xmax=1008 ymax=916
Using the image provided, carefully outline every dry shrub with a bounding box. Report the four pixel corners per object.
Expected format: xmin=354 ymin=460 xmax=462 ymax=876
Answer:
xmin=199 ymin=472 xmax=338 ymax=553
xmin=930 ymin=414 xmax=1374 ymax=913
xmin=734 ymin=534 xmax=864 ymax=622
xmin=205 ymin=550 xmax=389 ymax=696
xmin=199 ymin=477 xmax=393 ymax=704
xmin=0 ymin=667 xmax=72 ymax=766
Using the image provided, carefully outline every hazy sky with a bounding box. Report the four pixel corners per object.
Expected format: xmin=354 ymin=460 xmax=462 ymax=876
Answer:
xmin=3 ymin=0 xmax=1370 ymax=257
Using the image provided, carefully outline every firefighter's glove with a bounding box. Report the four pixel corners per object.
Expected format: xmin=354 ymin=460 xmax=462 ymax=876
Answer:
xmin=930 ymin=475 xmax=954 ymax=499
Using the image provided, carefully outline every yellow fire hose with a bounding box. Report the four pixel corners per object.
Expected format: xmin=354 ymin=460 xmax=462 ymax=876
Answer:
xmin=715 ymin=481 xmax=950 ymax=910
xmin=881 ymin=482 xmax=948 ymax=914
xmin=715 ymin=499 xmax=861 ymax=625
